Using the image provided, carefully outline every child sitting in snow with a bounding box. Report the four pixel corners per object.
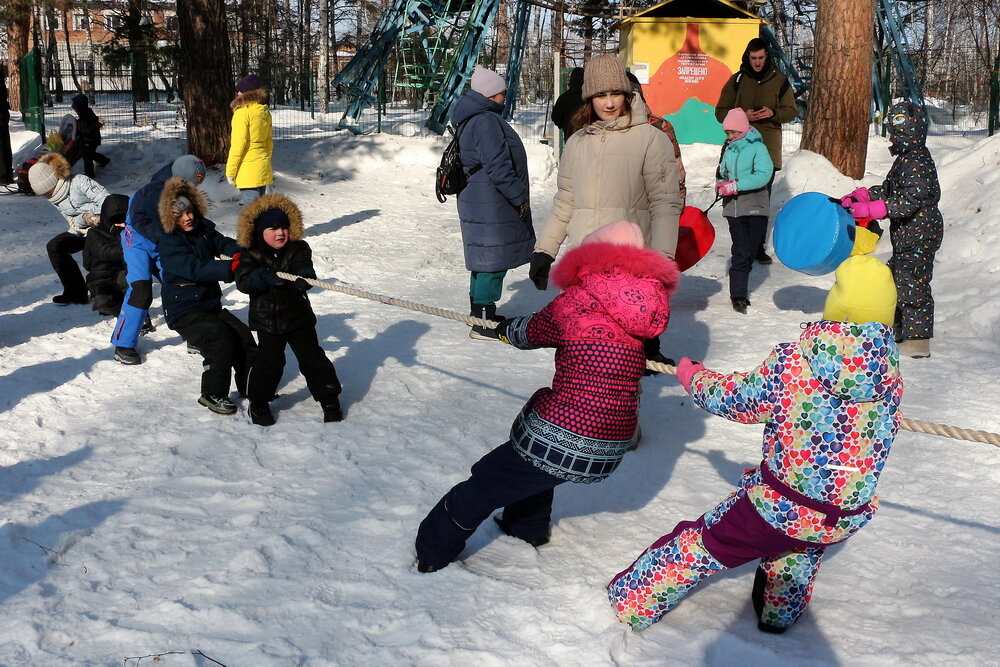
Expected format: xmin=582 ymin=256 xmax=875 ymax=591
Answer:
xmin=839 ymin=101 xmax=942 ymax=359
xmin=608 ymin=254 xmax=902 ymax=633
xmin=414 ymin=220 xmax=679 ymax=573
xmin=234 ymin=194 xmax=343 ymax=426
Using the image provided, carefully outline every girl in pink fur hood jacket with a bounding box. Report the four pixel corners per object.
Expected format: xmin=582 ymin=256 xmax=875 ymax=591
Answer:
xmin=414 ymin=221 xmax=679 ymax=573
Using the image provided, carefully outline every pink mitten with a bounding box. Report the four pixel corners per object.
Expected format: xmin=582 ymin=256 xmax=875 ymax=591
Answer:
xmin=715 ymin=180 xmax=738 ymax=197
xmin=840 ymin=186 xmax=870 ymax=208
xmin=849 ymin=199 xmax=888 ymax=220
xmin=675 ymin=357 xmax=706 ymax=395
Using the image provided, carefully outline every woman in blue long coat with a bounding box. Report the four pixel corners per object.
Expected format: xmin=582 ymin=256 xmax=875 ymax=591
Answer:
xmin=452 ymin=65 xmax=534 ymax=340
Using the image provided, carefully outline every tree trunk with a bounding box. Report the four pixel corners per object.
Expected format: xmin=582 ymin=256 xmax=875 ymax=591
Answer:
xmin=801 ymin=0 xmax=875 ymax=179
xmin=177 ymin=0 xmax=233 ymax=164
xmin=127 ymin=0 xmax=151 ymax=102
xmin=7 ymin=1 xmax=31 ymax=112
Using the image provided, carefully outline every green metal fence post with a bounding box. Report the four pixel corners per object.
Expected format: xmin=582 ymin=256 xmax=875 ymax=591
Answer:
xmin=18 ymin=48 xmax=46 ymax=139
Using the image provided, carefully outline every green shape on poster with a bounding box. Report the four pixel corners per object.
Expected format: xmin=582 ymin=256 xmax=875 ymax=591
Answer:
xmin=666 ymin=97 xmax=725 ymax=145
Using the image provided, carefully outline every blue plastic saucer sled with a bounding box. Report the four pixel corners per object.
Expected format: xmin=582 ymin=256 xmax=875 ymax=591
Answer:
xmin=773 ymin=192 xmax=857 ymax=276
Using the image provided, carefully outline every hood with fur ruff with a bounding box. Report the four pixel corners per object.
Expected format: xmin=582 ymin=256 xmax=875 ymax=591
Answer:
xmin=551 ymin=241 xmax=679 ymax=293
xmin=231 ymin=87 xmax=269 ymax=111
xmin=235 ymin=193 xmax=305 ymax=248
xmin=159 ymin=177 xmax=210 ymax=234
xmin=38 ymin=152 xmax=73 ymax=181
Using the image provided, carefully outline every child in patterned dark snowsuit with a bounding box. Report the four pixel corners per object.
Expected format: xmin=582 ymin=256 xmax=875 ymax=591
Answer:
xmin=414 ymin=221 xmax=679 ymax=573
xmin=840 ymin=101 xmax=942 ymax=359
xmin=608 ymin=255 xmax=903 ymax=633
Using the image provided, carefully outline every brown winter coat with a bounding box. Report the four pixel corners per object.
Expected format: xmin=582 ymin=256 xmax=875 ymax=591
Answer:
xmin=536 ymin=97 xmax=682 ymax=260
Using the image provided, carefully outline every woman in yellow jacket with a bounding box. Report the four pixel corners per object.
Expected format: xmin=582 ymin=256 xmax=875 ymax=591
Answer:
xmin=227 ymin=74 xmax=273 ymax=204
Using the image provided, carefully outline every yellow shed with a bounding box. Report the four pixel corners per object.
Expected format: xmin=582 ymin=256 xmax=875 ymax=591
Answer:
xmin=619 ymin=0 xmax=763 ymax=145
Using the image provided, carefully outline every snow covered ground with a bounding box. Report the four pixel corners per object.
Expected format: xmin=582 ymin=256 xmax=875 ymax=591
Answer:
xmin=1 ymin=111 xmax=998 ymax=666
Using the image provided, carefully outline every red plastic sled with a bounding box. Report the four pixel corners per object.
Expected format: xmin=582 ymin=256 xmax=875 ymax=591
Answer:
xmin=675 ymin=205 xmax=716 ymax=272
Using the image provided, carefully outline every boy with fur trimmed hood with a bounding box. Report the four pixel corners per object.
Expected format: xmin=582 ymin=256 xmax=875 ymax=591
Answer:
xmin=233 ymin=194 xmax=342 ymax=426
xmin=158 ymin=177 xmax=256 ymax=415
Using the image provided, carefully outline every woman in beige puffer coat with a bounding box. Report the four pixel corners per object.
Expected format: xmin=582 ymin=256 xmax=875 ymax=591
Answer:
xmin=530 ymin=55 xmax=682 ymax=292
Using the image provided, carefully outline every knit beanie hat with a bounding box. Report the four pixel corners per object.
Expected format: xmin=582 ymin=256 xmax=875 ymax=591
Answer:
xmin=254 ymin=208 xmax=291 ymax=246
xmin=236 ymin=74 xmax=263 ymax=93
xmin=171 ymin=195 xmax=193 ymax=214
xmin=582 ymin=220 xmax=644 ymax=248
xmin=28 ymin=161 xmax=59 ymax=196
xmin=171 ymin=155 xmax=206 ymax=185
xmin=823 ymin=255 xmax=897 ymax=326
xmin=470 ymin=65 xmax=506 ymax=98
xmin=582 ymin=54 xmax=630 ymax=100
xmin=723 ymin=108 xmax=751 ymax=138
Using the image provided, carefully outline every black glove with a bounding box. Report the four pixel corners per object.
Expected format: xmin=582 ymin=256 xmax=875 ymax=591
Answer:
xmin=518 ymin=202 xmax=531 ymax=219
xmin=293 ymin=277 xmax=312 ymax=291
xmin=528 ymin=252 xmax=554 ymax=291
xmin=259 ymin=269 xmax=285 ymax=287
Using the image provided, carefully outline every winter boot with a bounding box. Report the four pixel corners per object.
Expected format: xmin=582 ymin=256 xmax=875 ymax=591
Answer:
xmin=751 ymin=566 xmax=787 ymax=634
xmin=415 ymin=558 xmax=442 ymax=574
xmin=897 ymin=338 xmax=930 ymax=358
xmin=139 ymin=315 xmax=156 ymax=336
xmin=322 ymin=398 xmax=344 ymax=423
xmin=493 ymin=515 xmax=550 ymax=548
xmin=470 ymin=303 xmax=501 ymax=341
xmin=755 ymin=249 xmax=773 ymax=265
xmin=198 ymin=394 xmax=237 ymax=415
xmin=114 ymin=346 xmax=142 ymax=365
xmin=249 ymin=401 xmax=276 ymax=426
xmin=731 ymin=297 xmax=750 ymax=314
xmin=53 ymin=292 xmax=88 ymax=305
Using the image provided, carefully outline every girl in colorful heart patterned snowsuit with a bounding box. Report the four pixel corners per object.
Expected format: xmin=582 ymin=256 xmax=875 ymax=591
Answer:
xmin=608 ymin=255 xmax=903 ymax=633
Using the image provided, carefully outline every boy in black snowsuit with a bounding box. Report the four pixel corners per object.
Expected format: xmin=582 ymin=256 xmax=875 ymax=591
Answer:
xmin=71 ymin=94 xmax=110 ymax=178
xmin=83 ymin=194 xmax=129 ymax=316
xmin=840 ymin=101 xmax=943 ymax=358
xmin=234 ymin=194 xmax=343 ymax=426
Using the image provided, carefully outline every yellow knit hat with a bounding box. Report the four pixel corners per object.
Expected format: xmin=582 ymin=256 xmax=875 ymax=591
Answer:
xmin=823 ymin=255 xmax=897 ymax=326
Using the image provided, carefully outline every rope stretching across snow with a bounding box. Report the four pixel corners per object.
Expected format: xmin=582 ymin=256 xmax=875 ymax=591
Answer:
xmin=266 ymin=269 xmax=1000 ymax=449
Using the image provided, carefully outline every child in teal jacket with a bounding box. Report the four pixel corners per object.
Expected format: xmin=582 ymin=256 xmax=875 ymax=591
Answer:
xmin=716 ymin=108 xmax=774 ymax=314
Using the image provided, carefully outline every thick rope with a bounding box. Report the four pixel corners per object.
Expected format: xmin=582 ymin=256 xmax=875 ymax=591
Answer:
xmin=267 ymin=269 xmax=1000 ymax=449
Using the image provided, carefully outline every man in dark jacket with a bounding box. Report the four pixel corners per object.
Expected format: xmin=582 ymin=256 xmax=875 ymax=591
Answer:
xmin=158 ymin=177 xmax=255 ymax=415
xmin=452 ymin=65 xmax=534 ymax=340
xmin=715 ymin=39 xmax=797 ymax=264
xmin=550 ymin=67 xmax=585 ymax=137
xmin=71 ymin=94 xmax=110 ymax=177
xmin=110 ymin=155 xmax=206 ymax=365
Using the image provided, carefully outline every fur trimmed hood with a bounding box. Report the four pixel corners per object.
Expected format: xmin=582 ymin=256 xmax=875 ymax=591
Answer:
xmin=159 ymin=177 xmax=210 ymax=234
xmin=235 ymin=193 xmax=305 ymax=248
xmin=551 ymin=241 xmax=680 ymax=295
xmin=231 ymin=87 xmax=269 ymax=111
xmin=38 ymin=152 xmax=73 ymax=181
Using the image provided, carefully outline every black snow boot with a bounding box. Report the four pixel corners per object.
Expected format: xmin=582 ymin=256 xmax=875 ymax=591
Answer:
xmin=470 ymin=303 xmax=501 ymax=341
xmin=751 ymin=566 xmax=789 ymax=634
xmin=250 ymin=401 xmax=276 ymax=426
xmin=322 ymin=398 xmax=344 ymax=423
